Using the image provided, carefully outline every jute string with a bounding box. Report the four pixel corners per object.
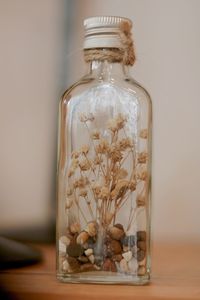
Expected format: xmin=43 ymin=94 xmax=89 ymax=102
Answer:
xmin=84 ymin=21 xmax=136 ymax=66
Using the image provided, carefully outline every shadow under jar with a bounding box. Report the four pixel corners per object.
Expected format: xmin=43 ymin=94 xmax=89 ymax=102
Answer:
xmin=56 ymin=16 xmax=152 ymax=285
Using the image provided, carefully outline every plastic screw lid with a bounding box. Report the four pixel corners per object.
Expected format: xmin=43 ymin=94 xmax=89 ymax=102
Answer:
xmin=83 ymin=16 xmax=132 ymax=49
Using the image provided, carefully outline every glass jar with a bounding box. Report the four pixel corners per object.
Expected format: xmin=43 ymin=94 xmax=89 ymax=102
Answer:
xmin=56 ymin=16 xmax=152 ymax=285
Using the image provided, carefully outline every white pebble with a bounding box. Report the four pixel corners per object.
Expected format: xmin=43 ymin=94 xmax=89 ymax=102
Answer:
xmin=119 ymin=258 xmax=129 ymax=273
xmin=84 ymin=248 xmax=93 ymax=256
xmin=122 ymin=251 xmax=132 ymax=262
xmin=128 ymin=257 xmax=138 ymax=273
xmin=59 ymin=240 xmax=66 ymax=254
xmin=60 ymin=235 xmax=70 ymax=246
xmin=88 ymin=254 xmax=95 ymax=264
xmin=62 ymin=259 xmax=69 ymax=271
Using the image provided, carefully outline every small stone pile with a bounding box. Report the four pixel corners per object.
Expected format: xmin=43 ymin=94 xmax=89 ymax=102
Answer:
xmin=59 ymin=221 xmax=147 ymax=276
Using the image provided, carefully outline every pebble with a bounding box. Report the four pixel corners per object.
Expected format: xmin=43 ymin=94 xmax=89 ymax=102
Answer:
xmin=123 ymin=245 xmax=129 ymax=252
xmin=84 ymin=248 xmax=93 ymax=256
xmin=85 ymin=221 xmax=97 ymax=237
xmin=109 ymin=225 xmax=125 ymax=240
xmin=112 ymin=254 xmax=123 ymax=262
xmin=137 ymin=231 xmax=146 ymax=241
xmin=137 ymin=240 xmax=146 ymax=251
xmin=122 ymin=250 xmax=132 ymax=262
xmin=62 ymin=259 xmax=69 ymax=271
xmin=102 ymin=258 xmax=117 ymax=272
xmin=60 ymin=235 xmax=71 ymax=246
xmin=88 ymin=254 xmax=95 ymax=264
xmin=70 ymin=222 xmax=81 ymax=234
xmin=67 ymin=256 xmax=80 ymax=271
xmin=108 ymin=240 xmax=122 ymax=255
xmin=137 ymin=250 xmax=145 ymax=262
xmin=128 ymin=257 xmax=138 ymax=273
xmin=66 ymin=242 xmax=84 ymax=257
xmin=138 ymin=266 xmax=146 ymax=276
xmin=80 ymin=263 xmax=97 ymax=272
xmin=59 ymin=240 xmax=66 ymax=255
xmin=138 ymin=257 xmax=146 ymax=267
xmin=119 ymin=258 xmax=129 ymax=273
xmin=122 ymin=235 xmax=135 ymax=247
xmin=76 ymin=231 xmax=89 ymax=245
xmin=77 ymin=256 xmax=89 ymax=263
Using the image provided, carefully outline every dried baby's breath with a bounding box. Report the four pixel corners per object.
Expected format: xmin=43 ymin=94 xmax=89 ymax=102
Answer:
xmin=66 ymin=187 xmax=73 ymax=196
xmin=138 ymin=152 xmax=148 ymax=164
xmin=74 ymin=176 xmax=88 ymax=189
xmin=118 ymin=137 xmax=133 ymax=151
xmin=140 ymin=129 xmax=148 ymax=139
xmin=91 ymin=130 xmax=100 ymax=140
xmin=93 ymin=156 xmax=103 ymax=165
xmin=115 ymin=113 xmax=127 ymax=129
xmin=66 ymin=112 xmax=148 ymax=232
xmin=96 ymin=139 xmax=109 ymax=154
xmin=129 ymin=179 xmax=137 ymax=191
xmin=79 ymin=189 xmax=88 ymax=197
xmin=92 ymin=183 xmax=101 ymax=197
xmin=81 ymin=145 xmax=89 ymax=155
xmin=107 ymin=119 xmax=118 ymax=132
xmin=99 ymin=186 xmax=110 ymax=200
xmin=117 ymin=168 xmax=128 ymax=180
xmin=79 ymin=159 xmax=91 ymax=171
xmin=71 ymin=151 xmax=79 ymax=159
xmin=111 ymin=180 xmax=129 ymax=199
xmin=136 ymin=195 xmax=146 ymax=207
xmin=79 ymin=113 xmax=94 ymax=122
xmin=137 ymin=168 xmax=148 ymax=181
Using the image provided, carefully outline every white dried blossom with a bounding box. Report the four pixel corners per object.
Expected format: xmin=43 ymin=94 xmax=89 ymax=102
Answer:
xmin=140 ymin=129 xmax=148 ymax=139
xmin=79 ymin=189 xmax=88 ymax=197
xmin=79 ymin=159 xmax=91 ymax=171
xmin=79 ymin=113 xmax=94 ymax=122
xmin=138 ymin=152 xmax=148 ymax=164
xmin=95 ymin=139 xmax=109 ymax=154
xmin=99 ymin=186 xmax=110 ymax=200
xmin=91 ymin=130 xmax=100 ymax=140
xmin=81 ymin=145 xmax=89 ymax=155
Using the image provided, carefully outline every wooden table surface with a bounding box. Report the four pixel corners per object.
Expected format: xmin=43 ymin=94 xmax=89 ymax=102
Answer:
xmin=0 ymin=243 xmax=200 ymax=300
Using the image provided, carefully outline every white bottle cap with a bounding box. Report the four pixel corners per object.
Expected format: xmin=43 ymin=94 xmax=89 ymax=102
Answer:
xmin=83 ymin=16 xmax=132 ymax=49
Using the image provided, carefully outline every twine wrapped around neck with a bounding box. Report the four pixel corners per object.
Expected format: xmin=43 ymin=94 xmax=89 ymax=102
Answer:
xmin=84 ymin=20 xmax=136 ymax=66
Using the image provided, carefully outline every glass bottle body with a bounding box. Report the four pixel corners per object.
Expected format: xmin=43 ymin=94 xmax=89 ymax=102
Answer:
xmin=57 ymin=60 xmax=152 ymax=285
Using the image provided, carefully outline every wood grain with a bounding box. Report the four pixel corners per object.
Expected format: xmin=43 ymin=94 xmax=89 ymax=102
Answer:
xmin=0 ymin=243 xmax=200 ymax=300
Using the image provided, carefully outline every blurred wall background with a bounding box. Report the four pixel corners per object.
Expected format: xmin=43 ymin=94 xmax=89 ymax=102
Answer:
xmin=0 ymin=0 xmax=200 ymax=243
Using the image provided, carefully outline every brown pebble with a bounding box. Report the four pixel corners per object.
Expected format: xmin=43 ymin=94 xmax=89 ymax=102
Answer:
xmin=137 ymin=240 xmax=146 ymax=251
xmin=66 ymin=243 xmax=84 ymax=257
xmin=70 ymin=222 xmax=81 ymax=234
xmin=137 ymin=231 xmax=146 ymax=241
xmin=77 ymin=256 xmax=89 ymax=263
xmin=80 ymin=263 xmax=97 ymax=272
xmin=137 ymin=250 xmax=145 ymax=262
xmin=112 ymin=254 xmax=123 ymax=262
xmin=67 ymin=256 xmax=80 ymax=271
xmin=76 ymin=231 xmax=89 ymax=245
xmin=108 ymin=240 xmax=122 ymax=255
xmin=114 ymin=223 xmax=124 ymax=231
xmin=102 ymin=258 xmax=117 ymax=272
xmin=109 ymin=225 xmax=125 ymax=240
xmin=85 ymin=221 xmax=97 ymax=237
xmin=138 ymin=265 xmax=146 ymax=276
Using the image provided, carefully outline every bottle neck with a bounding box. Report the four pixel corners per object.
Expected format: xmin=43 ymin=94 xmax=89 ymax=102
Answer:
xmin=87 ymin=59 xmax=130 ymax=81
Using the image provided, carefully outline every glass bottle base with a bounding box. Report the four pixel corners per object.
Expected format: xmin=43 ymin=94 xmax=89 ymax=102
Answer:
xmin=57 ymin=271 xmax=150 ymax=285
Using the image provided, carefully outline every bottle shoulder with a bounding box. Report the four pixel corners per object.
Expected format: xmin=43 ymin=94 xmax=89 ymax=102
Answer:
xmin=61 ymin=74 xmax=152 ymax=107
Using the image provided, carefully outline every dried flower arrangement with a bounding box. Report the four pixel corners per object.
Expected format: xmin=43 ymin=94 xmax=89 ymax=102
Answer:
xmin=59 ymin=113 xmax=149 ymax=276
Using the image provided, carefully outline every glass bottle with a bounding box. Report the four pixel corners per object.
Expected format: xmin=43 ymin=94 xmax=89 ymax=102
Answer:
xmin=56 ymin=16 xmax=152 ymax=285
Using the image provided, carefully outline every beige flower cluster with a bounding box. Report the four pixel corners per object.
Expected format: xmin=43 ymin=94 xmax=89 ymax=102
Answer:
xmin=65 ymin=112 xmax=148 ymax=229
